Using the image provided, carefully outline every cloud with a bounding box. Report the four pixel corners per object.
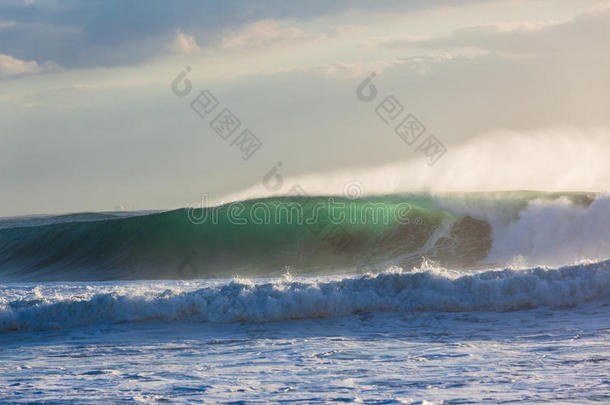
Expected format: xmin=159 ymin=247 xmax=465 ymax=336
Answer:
xmin=0 ymin=53 xmax=58 ymax=78
xmin=0 ymin=0 xmax=484 ymax=70
xmin=170 ymin=30 xmax=201 ymax=54
xmin=588 ymin=1 xmax=610 ymax=13
xmin=221 ymin=19 xmax=324 ymax=49
xmin=0 ymin=21 xmax=16 ymax=30
xmin=364 ymin=3 xmax=610 ymax=78
xmin=375 ymin=21 xmax=565 ymax=54
xmin=329 ymin=24 xmax=369 ymax=38
xmin=301 ymin=60 xmax=400 ymax=79
xmin=382 ymin=5 xmax=610 ymax=58
xmin=386 ymin=47 xmax=489 ymax=75
xmin=373 ymin=34 xmax=434 ymax=48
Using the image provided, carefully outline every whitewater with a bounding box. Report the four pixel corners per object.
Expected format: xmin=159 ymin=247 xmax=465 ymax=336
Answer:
xmin=0 ymin=192 xmax=609 ymax=403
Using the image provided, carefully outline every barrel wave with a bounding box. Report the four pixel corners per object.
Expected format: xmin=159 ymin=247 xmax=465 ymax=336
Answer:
xmin=0 ymin=191 xmax=606 ymax=281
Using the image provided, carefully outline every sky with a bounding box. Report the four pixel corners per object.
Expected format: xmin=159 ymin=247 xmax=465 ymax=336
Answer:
xmin=1 ymin=0 xmax=609 ymax=216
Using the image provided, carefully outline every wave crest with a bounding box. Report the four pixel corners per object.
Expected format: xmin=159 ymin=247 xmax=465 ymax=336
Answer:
xmin=1 ymin=192 xmax=606 ymax=281
xmin=1 ymin=260 xmax=609 ymax=332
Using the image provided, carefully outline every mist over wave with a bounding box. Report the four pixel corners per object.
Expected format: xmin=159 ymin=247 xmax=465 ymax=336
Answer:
xmin=223 ymin=127 xmax=610 ymax=204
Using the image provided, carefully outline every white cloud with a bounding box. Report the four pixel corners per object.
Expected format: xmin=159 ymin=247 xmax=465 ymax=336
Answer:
xmin=170 ymin=30 xmax=201 ymax=55
xmin=330 ymin=24 xmax=369 ymax=38
xmin=0 ymin=21 xmax=16 ymax=30
xmin=221 ymin=19 xmax=324 ymax=50
xmin=588 ymin=1 xmax=610 ymax=13
xmin=312 ymin=62 xmax=376 ymax=79
xmin=370 ymin=4 xmax=610 ymax=71
xmin=372 ymin=34 xmax=434 ymax=49
xmin=376 ymin=20 xmax=563 ymax=52
xmin=0 ymin=54 xmax=59 ymax=78
xmin=484 ymin=20 xmax=565 ymax=33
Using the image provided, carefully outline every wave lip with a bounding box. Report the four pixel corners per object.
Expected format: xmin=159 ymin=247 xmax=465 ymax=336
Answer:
xmin=1 ymin=260 xmax=609 ymax=333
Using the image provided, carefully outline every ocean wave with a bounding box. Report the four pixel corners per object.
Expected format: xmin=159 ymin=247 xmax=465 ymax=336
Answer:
xmin=0 ymin=191 xmax=606 ymax=281
xmin=485 ymin=194 xmax=610 ymax=267
xmin=1 ymin=260 xmax=609 ymax=332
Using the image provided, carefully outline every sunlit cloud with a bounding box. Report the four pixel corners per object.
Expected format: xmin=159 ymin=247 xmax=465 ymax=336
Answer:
xmin=171 ymin=30 xmax=201 ymax=55
xmin=0 ymin=53 xmax=59 ymax=78
xmin=221 ymin=19 xmax=325 ymax=50
xmin=0 ymin=21 xmax=16 ymax=30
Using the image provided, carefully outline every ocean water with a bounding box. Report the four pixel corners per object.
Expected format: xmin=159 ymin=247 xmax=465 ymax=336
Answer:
xmin=0 ymin=193 xmax=609 ymax=403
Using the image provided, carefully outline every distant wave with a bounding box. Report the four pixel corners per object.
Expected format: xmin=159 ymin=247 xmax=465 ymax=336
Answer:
xmin=0 ymin=191 xmax=607 ymax=281
xmin=1 ymin=260 xmax=609 ymax=332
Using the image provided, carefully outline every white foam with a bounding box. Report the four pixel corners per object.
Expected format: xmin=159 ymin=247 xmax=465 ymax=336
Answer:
xmin=486 ymin=195 xmax=610 ymax=267
xmin=1 ymin=260 xmax=608 ymax=332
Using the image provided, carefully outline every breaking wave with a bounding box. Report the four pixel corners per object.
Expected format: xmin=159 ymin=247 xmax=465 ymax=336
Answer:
xmin=1 ymin=260 xmax=609 ymax=332
xmin=0 ymin=191 xmax=608 ymax=281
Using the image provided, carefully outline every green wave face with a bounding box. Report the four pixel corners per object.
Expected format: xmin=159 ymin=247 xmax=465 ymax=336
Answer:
xmin=0 ymin=192 xmax=597 ymax=281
